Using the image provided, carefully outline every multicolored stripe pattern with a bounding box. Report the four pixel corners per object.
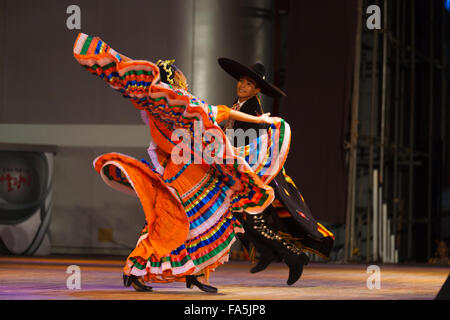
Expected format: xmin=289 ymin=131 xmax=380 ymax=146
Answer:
xmin=74 ymin=33 xmax=291 ymax=281
xmin=96 ymin=154 xmax=244 ymax=281
xmin=73 ymin=33 xmax=291 ymax=215
xmin=236 ymin=120 xmax=290 ymax=184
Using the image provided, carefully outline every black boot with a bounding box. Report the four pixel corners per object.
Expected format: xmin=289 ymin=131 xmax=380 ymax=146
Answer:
xmin=248 ymin=213 xmax=310 ymax=285
xmin=186 ymin=274 xmax=218 ymax=293
xmin=241 ymin=221 xmax=281 ymax=273
xmin=123 ymin=274 xmax=153 ymax=292
xmin=250 ymin=256 xmax=276 ymax=273
xmin=284 ymin=252 xmax=310 ymax=285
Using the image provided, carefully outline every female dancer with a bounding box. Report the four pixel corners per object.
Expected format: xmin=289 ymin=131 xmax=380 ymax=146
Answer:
xmin=73 ymin=33 xmax=291 ymax=293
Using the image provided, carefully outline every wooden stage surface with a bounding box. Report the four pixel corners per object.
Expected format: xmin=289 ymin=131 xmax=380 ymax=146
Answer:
xmin=0 ymin=255 xmax=448 ymax=300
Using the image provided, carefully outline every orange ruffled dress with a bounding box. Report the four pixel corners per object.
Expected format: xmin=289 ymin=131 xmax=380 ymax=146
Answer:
xmin=73 ymin=33 xmax=291 ymax=283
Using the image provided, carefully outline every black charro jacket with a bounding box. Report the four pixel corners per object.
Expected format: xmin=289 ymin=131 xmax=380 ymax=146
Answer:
xmin=224 ymin=96 xmax=271 ymax=147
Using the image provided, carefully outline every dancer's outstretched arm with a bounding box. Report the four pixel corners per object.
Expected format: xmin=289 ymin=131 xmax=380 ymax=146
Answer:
xmin=229 ymin=109 xmax=275 ymax=125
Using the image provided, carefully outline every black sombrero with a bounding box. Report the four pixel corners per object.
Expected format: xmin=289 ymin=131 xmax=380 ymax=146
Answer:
xmin=218 ymin=57 xmax=286 ymax=98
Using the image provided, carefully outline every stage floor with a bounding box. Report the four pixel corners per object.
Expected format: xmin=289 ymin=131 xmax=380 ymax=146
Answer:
xmin=0 ymin=256 xmax=448 ymax=300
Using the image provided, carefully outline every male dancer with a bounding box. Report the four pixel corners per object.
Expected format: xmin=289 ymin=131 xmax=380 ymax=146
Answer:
xmin=218 ymin=58 xmax=334 ymax=285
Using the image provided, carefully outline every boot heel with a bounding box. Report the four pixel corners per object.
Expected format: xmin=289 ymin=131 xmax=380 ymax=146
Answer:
xmin=124 ymin=274 xmax=153 ymax=292
xmin=123 ymin=274 xmax=132 ymax=287
xmin=186 ymin=274 xmax=204 ymax=289
xmin=185 ymin=275 xmax=217 ymax=293
xmin=186 ymin=277 xmax=193 ymax=289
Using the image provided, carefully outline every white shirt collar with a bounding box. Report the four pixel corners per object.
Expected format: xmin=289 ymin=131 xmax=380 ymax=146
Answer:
xmin=237 ymin=99 xmax=246 ymax=107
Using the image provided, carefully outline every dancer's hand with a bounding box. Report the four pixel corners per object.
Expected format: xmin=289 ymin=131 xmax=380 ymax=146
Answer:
xmin=258 ymin=113 xmax=276 ymax=124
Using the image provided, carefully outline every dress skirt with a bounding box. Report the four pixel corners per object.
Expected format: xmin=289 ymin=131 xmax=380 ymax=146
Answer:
xmin=74 ymin=33 xmax=291 ymax=282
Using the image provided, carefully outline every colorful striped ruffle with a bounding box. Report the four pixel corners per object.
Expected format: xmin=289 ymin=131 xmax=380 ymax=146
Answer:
xmin=73 ymin=33 xmax=291 ymax=215
xmin=74 ymin=33 xmax=291 ymax=282
xmin=234 ymin=120 xmax=290 ymax=185
xmin=94 ymin=153 xmax=244 ymax=281
xmin=132 ymin=207 xmax=242 ymax=283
